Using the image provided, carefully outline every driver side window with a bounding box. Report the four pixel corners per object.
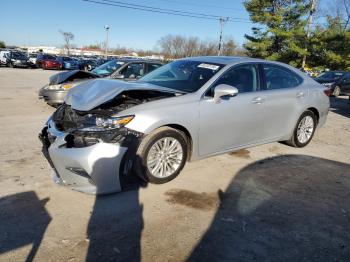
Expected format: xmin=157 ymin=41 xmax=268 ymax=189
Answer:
xmin=209 ymin=64 xmax=259 ymax=96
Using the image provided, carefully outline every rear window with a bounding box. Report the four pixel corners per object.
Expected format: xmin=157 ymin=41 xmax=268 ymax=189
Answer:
xmin=263 ymin=64 xmax=303 ymax=90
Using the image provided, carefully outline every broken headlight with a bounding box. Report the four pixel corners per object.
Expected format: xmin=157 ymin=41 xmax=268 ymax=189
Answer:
xmin=80 ymin=115 xmax=134 ymax=132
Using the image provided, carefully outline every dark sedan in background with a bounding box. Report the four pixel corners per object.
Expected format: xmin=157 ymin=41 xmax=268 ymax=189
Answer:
xmin=39 ymin=59 xmax=163 ymax=106
xmin=315 ymin=71 xmax=350 ymax=96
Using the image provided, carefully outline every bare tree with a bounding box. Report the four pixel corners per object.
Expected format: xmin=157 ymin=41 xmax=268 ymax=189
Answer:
xmin=341 ymin=0 xmax=350 ymax=30
xmin=59 ymin=30 xmax=74 ymax=55
xmin=319 ymin=0 xmax=350 ymax=31
xmin=222 ymin=37 xmax=238 ymax=56
xmin=158 ymin=34 xmax=241 ymax=58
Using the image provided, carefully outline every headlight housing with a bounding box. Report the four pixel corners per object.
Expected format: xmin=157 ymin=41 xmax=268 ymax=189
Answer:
xmin=80 ymin=115 xmax=134 ymax=132
xmin=46 ymin=83 xmax=76 ymax=90
xmin=46 ymin=84 xmax=62 ymax=90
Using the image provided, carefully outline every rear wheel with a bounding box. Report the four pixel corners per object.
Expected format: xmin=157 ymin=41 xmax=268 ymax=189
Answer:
xmin=285 ymin=110 xmax=317 ymax=148
xmin=134 ymin=127 xmax=188 ymax=184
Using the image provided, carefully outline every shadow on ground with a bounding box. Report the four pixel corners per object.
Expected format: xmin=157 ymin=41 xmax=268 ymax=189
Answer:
xmin=188 ymin=155 xmax=350 ymax=262
xmin=86 ymin=155 xmax=147 ymax=262
xmin=330 ymin=96 xmax=350 ymax=118
xmin=0 ymin=191 xmax=51 ymax=262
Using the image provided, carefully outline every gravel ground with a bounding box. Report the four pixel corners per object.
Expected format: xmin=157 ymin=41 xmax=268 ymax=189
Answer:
xmin=0 ymin=68 xmax=349 ymax=262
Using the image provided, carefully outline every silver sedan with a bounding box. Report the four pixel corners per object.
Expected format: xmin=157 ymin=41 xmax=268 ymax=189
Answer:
xmin=39 ymin=56 xmax=330 ymax=194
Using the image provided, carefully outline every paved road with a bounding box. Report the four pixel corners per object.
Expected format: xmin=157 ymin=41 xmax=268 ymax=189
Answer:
xmin=0 ymin=68 xmax=349 ymax=261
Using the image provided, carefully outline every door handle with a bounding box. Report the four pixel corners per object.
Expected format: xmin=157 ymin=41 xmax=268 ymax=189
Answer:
xmin=296 ymin=91 xmax=305 ymax=98
xmin=251 ymin=97 xmax=265 ymax=104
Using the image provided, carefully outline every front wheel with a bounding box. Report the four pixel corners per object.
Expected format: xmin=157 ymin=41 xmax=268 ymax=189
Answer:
xmin=134 ymin=127 xmax=188 ymax=184
xmin=285 ymin=110 xmax=317 ymax=148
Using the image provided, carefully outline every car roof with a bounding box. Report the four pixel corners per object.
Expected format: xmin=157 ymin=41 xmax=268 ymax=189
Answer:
xmin=181 ymin=56 xmax=265 ymax=65
xmin=116 ymin=58 xmax=162 ymax=63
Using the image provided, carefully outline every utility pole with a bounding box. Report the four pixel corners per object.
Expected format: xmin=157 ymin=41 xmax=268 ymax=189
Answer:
xmin=301 ymin=0 xmax=317 ymax=69
xmin=104 ymin=25 xmax=110 ymax=58
xmin=218 ymin=17 xmax=229 ymax=56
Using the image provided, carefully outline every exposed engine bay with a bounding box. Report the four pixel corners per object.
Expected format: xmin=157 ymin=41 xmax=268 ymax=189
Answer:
xmin=50 ymin=89 xmax=177 ymax=148
xmin=53 ymin=89 xmax=176 ymax=131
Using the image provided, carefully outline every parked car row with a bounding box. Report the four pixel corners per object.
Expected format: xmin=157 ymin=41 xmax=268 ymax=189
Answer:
xmin=0 ymin=50 xmax=34 ymax=68
xmin=0 ymin=50 xmax=113 ymax=71
xmin=38 ymin=58 xmax=163 ymax=106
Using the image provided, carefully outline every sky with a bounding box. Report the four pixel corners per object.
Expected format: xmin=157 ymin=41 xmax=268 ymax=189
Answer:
xmin=0 ymin=0 xmax=253 ymax=50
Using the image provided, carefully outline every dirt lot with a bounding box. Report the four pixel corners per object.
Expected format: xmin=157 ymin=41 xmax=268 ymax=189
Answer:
xmin=0 ymin=68 xmax=350 ymax=262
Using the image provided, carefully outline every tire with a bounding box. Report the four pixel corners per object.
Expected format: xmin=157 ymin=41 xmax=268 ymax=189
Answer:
xmin=134 ymin=127 xmax=188 ymax=184
xmin=285 ymin=110 xmax=317 ymax=148
xmin=333 ymin=86 xmax=341 ymax=97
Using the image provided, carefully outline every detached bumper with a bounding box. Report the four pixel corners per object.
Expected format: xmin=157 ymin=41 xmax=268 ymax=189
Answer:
xmin=39 ymin=120 xmax=127 ymax=194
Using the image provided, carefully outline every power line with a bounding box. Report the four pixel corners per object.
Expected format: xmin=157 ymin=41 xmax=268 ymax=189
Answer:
xmin=82 ymin=0 xmax=253 ymax=23
xmin=102 ymin=0 xmax=223 ymax=19
xmin=145 ymin=0 xmax=243 ymax=12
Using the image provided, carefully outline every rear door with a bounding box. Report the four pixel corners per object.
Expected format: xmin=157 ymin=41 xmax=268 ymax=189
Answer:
xmin=259 ymin=63 xmax=305 ymax=140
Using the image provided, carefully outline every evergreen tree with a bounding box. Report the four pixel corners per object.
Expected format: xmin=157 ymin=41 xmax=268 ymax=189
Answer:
xmin=244 ymin=0 xmax=310 ymax=67
xmin=309 ymin=16 xmax=350 ymax=70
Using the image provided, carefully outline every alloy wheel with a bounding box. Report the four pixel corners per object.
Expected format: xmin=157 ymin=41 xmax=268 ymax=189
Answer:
xmin=297 ymin=116 xmax=314 ymax=144
xmin=146 ymin=137 xmax=184 ymax=178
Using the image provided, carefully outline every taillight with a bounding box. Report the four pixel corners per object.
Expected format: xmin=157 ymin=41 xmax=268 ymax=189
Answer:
xmin=323 ymin=89 xmax=332 ymax=97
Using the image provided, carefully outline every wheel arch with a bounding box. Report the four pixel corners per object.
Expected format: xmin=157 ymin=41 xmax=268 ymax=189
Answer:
xmin=306 ymin=107 xmax=319 ymax=124
xmin=161 ymin=124 xmax=193 ymax=161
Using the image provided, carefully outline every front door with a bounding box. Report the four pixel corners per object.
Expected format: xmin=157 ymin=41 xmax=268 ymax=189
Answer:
xmin=198 ymin=64 xmax=265 ymax=156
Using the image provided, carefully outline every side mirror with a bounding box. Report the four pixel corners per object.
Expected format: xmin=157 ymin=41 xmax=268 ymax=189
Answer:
xmin=213 ymin=84 xmax=239 ymax=103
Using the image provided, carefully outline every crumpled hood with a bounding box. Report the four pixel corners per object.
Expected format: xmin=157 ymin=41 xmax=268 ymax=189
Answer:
xmin=65 ymin=79 xmax=178 ymax=111
xmin=49 ymin=70 xmax=100 ymax=85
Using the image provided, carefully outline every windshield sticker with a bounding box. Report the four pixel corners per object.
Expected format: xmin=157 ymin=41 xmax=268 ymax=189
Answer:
xmin=117 ymin=61 xmax=125 ymax=65
xmin=197 ymin=63 xmax=220 ymax=71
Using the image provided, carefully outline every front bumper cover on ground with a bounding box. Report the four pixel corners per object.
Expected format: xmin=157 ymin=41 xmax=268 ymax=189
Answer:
xmin=39 ymin=119 xmax=128 ymax=194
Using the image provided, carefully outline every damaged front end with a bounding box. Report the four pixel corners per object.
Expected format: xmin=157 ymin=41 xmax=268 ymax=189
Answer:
xmin=39 ymin=88 xmax=177 ymax=194
xmin=39 ymin=70 xmax=101 ymax=106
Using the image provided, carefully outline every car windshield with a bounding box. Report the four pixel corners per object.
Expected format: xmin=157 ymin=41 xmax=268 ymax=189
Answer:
xmin=317 ymin=72 xmax=345 ymax=80
xmin=92 ymin=60 xmax=125 ymax=76
xmin=12 ymin=52 xmax=26 ymax=59
xmin=139 ymin=60 xmax=224 ymax=93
